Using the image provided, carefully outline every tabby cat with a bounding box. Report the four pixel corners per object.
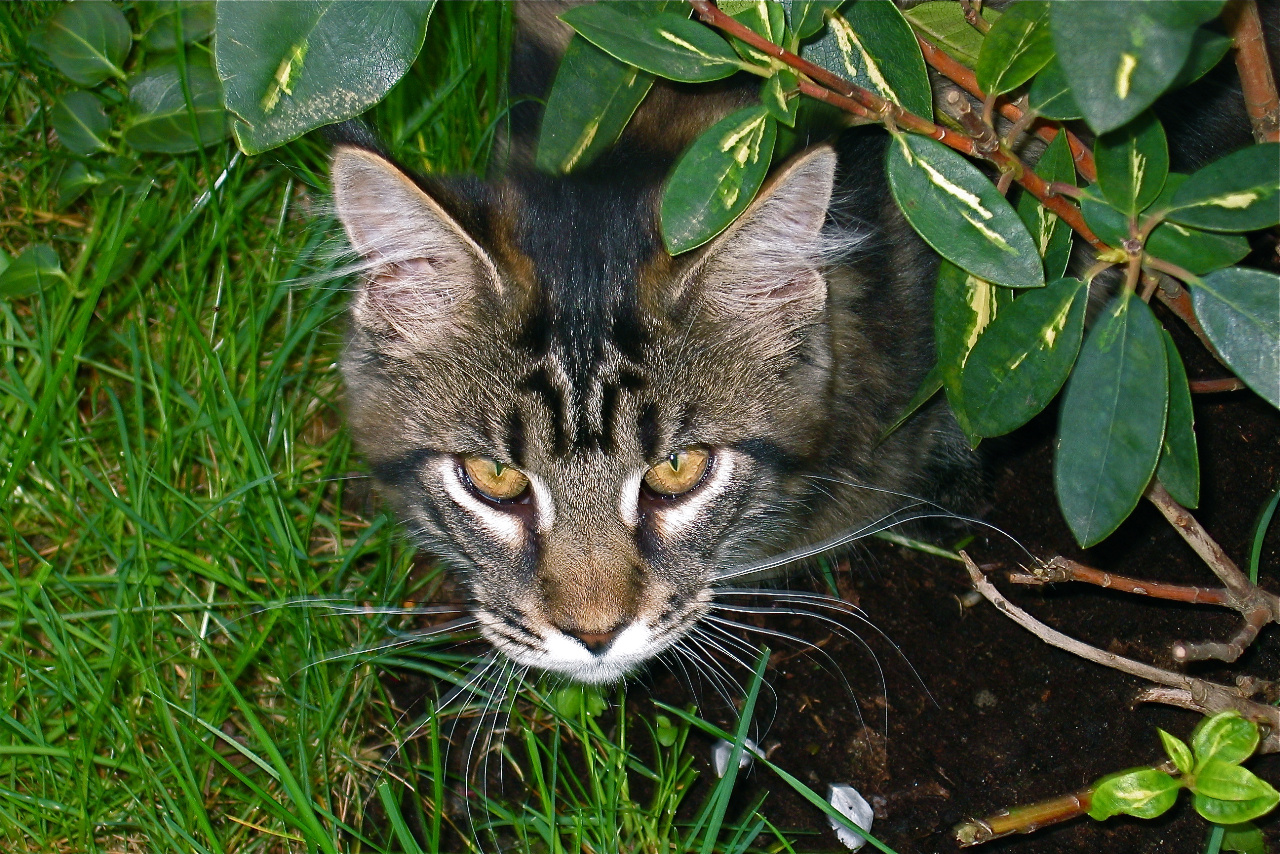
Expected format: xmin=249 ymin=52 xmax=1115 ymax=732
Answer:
xmin=329 ymin=6 xmax=978 ymax=685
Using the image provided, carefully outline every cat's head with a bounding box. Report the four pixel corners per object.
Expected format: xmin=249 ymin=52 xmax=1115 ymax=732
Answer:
xmin=331 ymin=143 xmax=839 ymax=683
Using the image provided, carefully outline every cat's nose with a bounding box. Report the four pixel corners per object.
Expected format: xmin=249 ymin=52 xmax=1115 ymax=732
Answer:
xmin=566 ymin=626 xmax=621 ymax=654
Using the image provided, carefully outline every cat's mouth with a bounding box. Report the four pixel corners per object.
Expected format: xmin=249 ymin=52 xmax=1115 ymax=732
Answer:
xmin=473 ymin=601 xmax=706 ymax=684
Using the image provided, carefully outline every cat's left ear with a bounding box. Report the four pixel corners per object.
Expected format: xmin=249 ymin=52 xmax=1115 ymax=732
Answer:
xmin=680 ymin=145 xmax=836 ymax=324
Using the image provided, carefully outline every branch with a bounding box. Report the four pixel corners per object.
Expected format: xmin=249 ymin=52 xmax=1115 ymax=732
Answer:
xmin=688 ymin=1 xmax=1107 ymax=251
xmin=914 ymin=34 xmax=1098 ymax=183
xmin=1224 ymin=0 xmax=1280 ymax=143
xmin=962 ymin=553 xmax=1280 ymax=752
xmin=1189 ymin=377 xmax=1248 ymax=393
xmin=1010 ymin=556 xmax=1231 ymax=605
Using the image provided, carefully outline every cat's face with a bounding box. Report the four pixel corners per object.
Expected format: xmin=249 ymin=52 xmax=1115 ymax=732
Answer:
xmin=332 ymin=145 xmax=837 ymax=683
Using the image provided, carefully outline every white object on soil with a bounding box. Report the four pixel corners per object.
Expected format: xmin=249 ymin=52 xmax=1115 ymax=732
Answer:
xmin=710 ymin=737 xmax=763 ymax=777
xmin=827 ymin=783 xmax=874 ymax=850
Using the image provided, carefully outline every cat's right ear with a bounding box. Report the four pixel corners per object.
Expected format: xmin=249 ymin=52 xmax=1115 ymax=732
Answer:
xmin=331 ymin=146 xmax=502 ymax=343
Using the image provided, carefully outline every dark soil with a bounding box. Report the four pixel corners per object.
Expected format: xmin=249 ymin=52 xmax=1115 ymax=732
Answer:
xmin=634 ymin=385 xmax=1279 ymax=853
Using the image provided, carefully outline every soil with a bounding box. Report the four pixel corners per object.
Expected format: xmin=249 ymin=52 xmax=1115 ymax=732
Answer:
xmin=391 ymin=334 xmax=1279 ymax=853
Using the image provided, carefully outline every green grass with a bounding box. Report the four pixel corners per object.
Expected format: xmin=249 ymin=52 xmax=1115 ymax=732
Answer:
xmin=0 ymin=4 xmax=825 ymax=852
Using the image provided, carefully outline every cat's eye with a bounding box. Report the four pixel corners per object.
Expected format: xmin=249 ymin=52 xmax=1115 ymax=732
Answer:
xmin=462 ymin=456 xmax=530 ymax=502
xmin=643 ymin=448 xmax=710 ymax=498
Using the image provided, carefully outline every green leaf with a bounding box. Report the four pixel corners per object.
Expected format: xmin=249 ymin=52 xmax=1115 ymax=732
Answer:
xmin=887 ymin=133 xmax=1044 ymax=288
xmin=1049 ymin=1 xmax=1219 ymax=133
xmin=536 ymin=11 xmax=665 ymax=176
xmin=1222 ymin=823 xmax=1267 ymax=854
xmin=215 ymin=0 xmax=436 ymax=154
xmin=654 ymin=714 xmax=678 ymax=747
xmin=726 ymin=1 xmax=786 ymax=65
xmin=803 ymin=5 xmax=932 ymax=118
xmin=1094 ymin=111 xmax=1168 ymax=217
xmin=1191 ymin=268 xmax=1280 ymax=409
xmin=0 ymin=245 xmax=67 ymax=298
xmin=903 ymin=1 xmax=1001 ymax=68
xmin=935 ymin=260 xmax=1010 ymax=446
xmin=1196 ymin=790 xmax=1280 ymax=826
xmin=50 ymin=90 xmax=111 ymax=156
xmin=962 ymin=277 xmax=1087 ymax=437
xmin=124 ymin=59 xmax=229 ymax=154
xmin=562 ymin=7 xmax=742 ymax=83
xmin=142 ymin=2 xmax=216 ymax=51
xmin=57 ymin=161 xmax=103 ymax=210
xmin=1159 ymin=728 xmax=1195 ymax=776
xmin=882 ymin=364 xmax=943 ymax=441
xmin=1194 ymin=760 xmax=1278 ymax=803
xmin=788 ymin=0 xmax=841 ymax=40
xmin=1089 ymin=768 xmax=1182 ymax=820
xmin=1165 ymin=143 xmax=1280 ymax=232
xmin=1192 ymin=712 xmax=1261 ymax=767
xmin=39 ymin=1 xmax=131 ymax=87
xmin=554 ymin=686 xmax=582 ymax=718
xmin=1156 ymin=331 xmax=1199 ymax=508
xmin=1016 ymin=130 xmax=1076 ymax=280
xmin=660 ymin=107 xmax=777 ymax=254
xmin=975 ymin=0 xmax=1053 ymax=96
xmin=1171 ymin=29 xmax=1234 ymax=89
xmin=761 ymin=70 xmax=799 ymax=127
xmin=1055 ymin=291 xmax=1168 ymax=546
xmin=1081 ymin=190 xmax=1250 ymax=276
xmin=1028 ymin=55 xmax=1083 ymax=120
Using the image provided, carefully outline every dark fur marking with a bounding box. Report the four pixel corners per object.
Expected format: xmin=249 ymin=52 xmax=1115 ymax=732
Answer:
xmin=637 ymin=402 xmax=661 ymax=461
xmin=519 ymin=366 xmax=568 ymax=456
xmin=370 ymin=448 xmax=436 ymax=488
xmin=505 ymin=408 xmax=527 ymax=468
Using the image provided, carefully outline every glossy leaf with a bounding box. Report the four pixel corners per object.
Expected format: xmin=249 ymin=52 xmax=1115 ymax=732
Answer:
xmin=51 ymin=90 xmax=111 ymax=156
xmin=1089 ymin=768 xmax=1181 ymax=820
xmin=215 ymin=1 xmax=435 ymax=154
xmin=1171 ymin=29 xmax=1234 ymax=89
xmin=1082 ymin=191 xmax=1250 ymax=277
xmin=975 ymin=0 xmax=1053 ymax=96
xmin=1159 ymin=729 xmax=1194 ymax=776
xmin=1028 ymin=55 xmax=1083 ymax=120
xmin=725 ymin=1 xmax=785 ymax=65
xmin=1192 ymin=712 xmax=1261 ymax=767
xmin=0 ymin=245 xmax=67 ymax=298
xmin=962 ymin=277 xmax=1086 ymax=437
xmin=124 ymin=59 xmax=229 ymax=154
xmin=1191 ymin=268 xmax=1280 ymax=409
xmin=660 ymin=106 xmax=776 ymax=254
xmin=142 ymin=2 xmax=216 ymax=51
xmin=537 ymin=1 xmax=680 ymax=174
xmin=1156 ymin=330 xmax=1200 ymax=508
xmin=1195 ymin=761 xmax=1276 ymax=803
xmin=1094 ymin=111 xmax=1168 ymax=217
xmin=1166 ymin=143 xmax=1280 ymax=232
xmin=1055 ymin=291 xmax=1168 ymax=547
xmin=1195 ymin=790 xmax=1280 ymax=826
xmin=788 ymin=0 xmax=841 ymax=40
xmin=1016 ymin=130 xmax=1076 ymax=280
xmin=1049 ymin=1 xmax=1221 ymax=133
xmin=902 ymin=1 xmax=1000 ymax=68
xmin=562 ymin=7 xmax=742 ymax=83
xmin=935 ymin=260 xmax=1008 ymax=446
xmin=888 ymin=133 xmax=1044 ymax=288
xmin=1222 ymin=824 xmax=1267 ymax=854
xmin=40 ymin=1 xmax=131 ymax=87
xmin=803 ymin=5 xmax=932 ymax=118
xmin=761 ymin=70 xmax=799 ymax=127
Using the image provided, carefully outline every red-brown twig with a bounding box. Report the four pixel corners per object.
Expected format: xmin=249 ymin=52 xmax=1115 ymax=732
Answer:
xmin=1189 ymin=377 xmax=1248 ymax=393
xmin=1010 ymin=556 xmax=1232 ymax=605
xmin=688 ymin=0 xmax=1106 ymax=250
xmin=1224 ymin=0 xmax=1280 ymax=143
xmin=961 ymin=553 xmax=1280 ymax=750
xmin=914 ymin=34 xmax=1098 ymax=182
xmin=959 ymin=0 xmax=991 ymax=35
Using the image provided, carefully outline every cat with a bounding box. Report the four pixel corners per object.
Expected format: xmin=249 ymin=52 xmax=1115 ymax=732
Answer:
xmin=328 ymin=5 xmax=980 ymax=686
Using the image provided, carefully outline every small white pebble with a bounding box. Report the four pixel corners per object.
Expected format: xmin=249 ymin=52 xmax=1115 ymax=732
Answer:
xmin=711 ymin=737 xmax=763 ymax=777
xmin=827 ymin=783 xmax=874 ymax=850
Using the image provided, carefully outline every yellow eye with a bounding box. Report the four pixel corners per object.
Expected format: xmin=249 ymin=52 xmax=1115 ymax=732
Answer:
xmin=643 ymin=448 xmax=710 ymax=497
xmin=462 ymin=457 xmax=530 ymax=502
